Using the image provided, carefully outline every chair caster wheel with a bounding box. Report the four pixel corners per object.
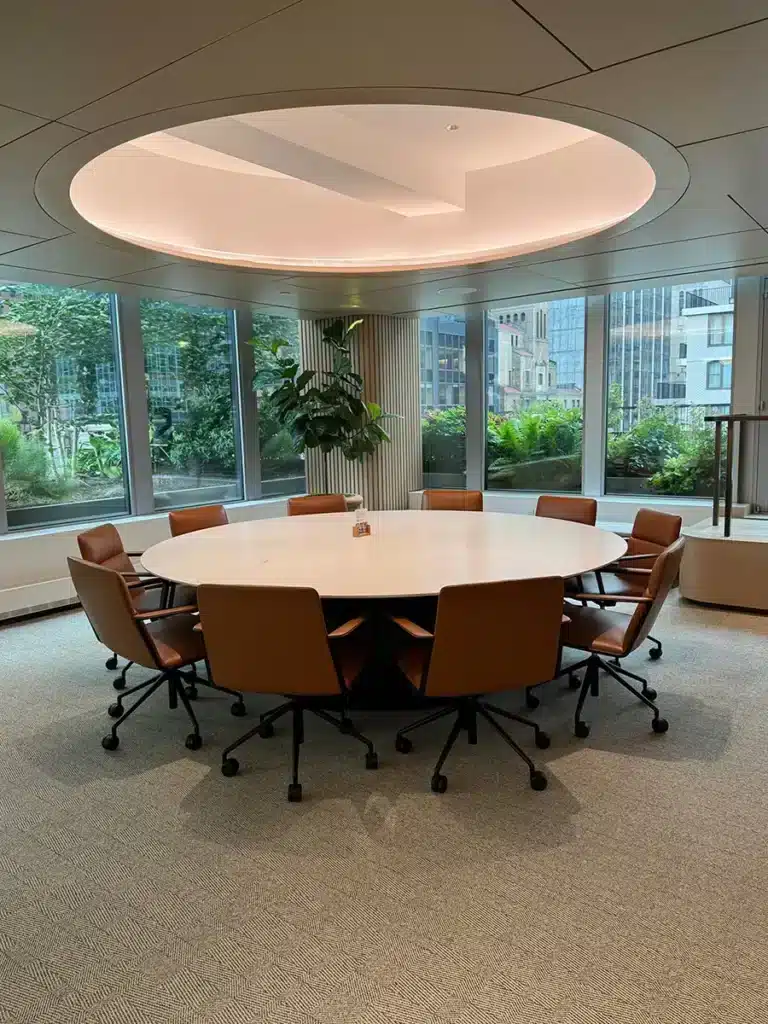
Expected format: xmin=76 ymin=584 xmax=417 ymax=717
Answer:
xmin=430 ymin=773 xmax=448 ymax=794
xmin=568 ymin=674 xmax=581 ymax=690
xmin=535 ymin=731 xmax=551 ymax=749
xmin=230 ymin=701 xmax=246 ymax=717
xmin=643 ymin=687 xmax=658 ymax=701
xmin=525 ymin=692 xmax=540 ymax=709
xmin=185 ymin=733 xmax=202 ymax=750
xmin=221 ymin=758 xmax=239 ymax=777
xmin=185 ymin=686 xmax=198 ymax=701
xmin=339 ymin=717 xmax=354 ymax=734
xmin=652 ymin=717 xmax=669 ymax=734
xmin=101 ymin=734 xmax=119 ymax=751
xmin=575 ymin=721 xmax=590 ymax=739
xmin=112 ymin=678 xmax=127 ymax=692
xmin=365 ymin=751 xmax=378 ymax=770
xmin=649 ymin=647 xmax=662 ymax=661
xmin=395 ymin=735 xmax=412 ymax=754
xmin=257 ymin=721 xmax=275 ymax=739
xmin=105 ymin=655 xmax=118 ymax=671
xmin=107 ymin=703 xmax=122 ymax=719
xmin=287 ymin=783 xmax=303 ymax=802
xmin=530 ymin=770 xmax=548 ymax=791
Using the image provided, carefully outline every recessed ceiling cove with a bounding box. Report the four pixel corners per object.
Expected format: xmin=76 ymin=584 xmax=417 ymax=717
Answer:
xmin=69 ymin=104 xmax=656 ymax=273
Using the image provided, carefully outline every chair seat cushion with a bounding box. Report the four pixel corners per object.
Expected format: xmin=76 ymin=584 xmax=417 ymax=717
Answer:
xmin=146 ymin=614 xmax=206 ymax=669
xmin=577 ymin=571 xmax=647 ymax=598
xmin=560 ymin=604 xmax=631 ymax=657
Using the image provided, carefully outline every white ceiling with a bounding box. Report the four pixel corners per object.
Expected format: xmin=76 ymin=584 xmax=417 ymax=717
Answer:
xmin=0 ymin=0 xmax=767 ymax=315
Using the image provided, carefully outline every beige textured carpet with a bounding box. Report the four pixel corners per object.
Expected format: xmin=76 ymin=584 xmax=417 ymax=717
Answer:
xmin=0 ymin=596 xmax=766 ymax=1024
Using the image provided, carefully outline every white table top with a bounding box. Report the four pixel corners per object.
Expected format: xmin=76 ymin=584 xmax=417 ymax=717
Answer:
xmin=142 ymin=510 xmax=627 ymax=599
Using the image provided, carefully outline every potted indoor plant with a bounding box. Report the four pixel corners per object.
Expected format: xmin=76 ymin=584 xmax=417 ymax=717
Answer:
xmin=251 ymin=318 xmax=396 ymax=494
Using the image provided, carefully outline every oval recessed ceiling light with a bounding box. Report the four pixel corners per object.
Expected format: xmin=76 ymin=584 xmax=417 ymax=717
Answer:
xmin=69 ymin=103 xmax=658 ymax=274
xmin=437 ymin=286 xmax=478 ymax=296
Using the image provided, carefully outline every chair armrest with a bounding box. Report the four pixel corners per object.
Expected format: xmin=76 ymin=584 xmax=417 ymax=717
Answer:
xmin=126 ymin=551 xmax=144 ymax=558
xmin=614 ymin=553 xmax=656 ymax=563
xmin=121 ymin=571 xmax=162 ymax=579
xmin=134 ymin=604 xmax=198 ymax=621
xmin=389 ymin=615 xmax=434 ymax=639
xmin=568 ymin=593 xmax=653 ymax=605
xmin=327 ymin=615 xmax=367 ymax=639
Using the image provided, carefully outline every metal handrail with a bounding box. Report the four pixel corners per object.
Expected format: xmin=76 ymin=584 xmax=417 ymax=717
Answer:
xmin=704 ymin=414 xmax=768 ymax=537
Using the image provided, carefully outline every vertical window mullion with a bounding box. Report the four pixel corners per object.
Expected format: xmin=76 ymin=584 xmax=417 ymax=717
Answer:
xmin=233 ymin=308 xmax=261 ymax=501
xmin=582 ymin=293 xmax=607 ymax=497
xmin=114 ymin=294 xmax=155 ymax=516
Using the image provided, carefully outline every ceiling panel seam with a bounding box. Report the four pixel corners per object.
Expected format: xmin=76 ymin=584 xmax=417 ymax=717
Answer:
xmin=393 ymin=257 xmax=768 ymax=315
xmin=357 ymin=230 xmax=762 ymax=296
xmin=726 ymin=196 xmax=768 ymax=238
xmin=0 ymin=233 xmax=73 ymax=261
xmin=680 ymin=123 xmax=768 ymax=148
xmin=520 ymin=15 xmax=768 ymax=99
xmin=55 ymin=0 xmax=310 ymax=126
xmin=507 ymin=1 xmax=593 ymax=71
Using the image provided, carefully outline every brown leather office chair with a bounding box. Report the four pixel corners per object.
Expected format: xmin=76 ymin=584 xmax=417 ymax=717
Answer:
xmin=584 ymin=508 xmax=682 ymax=660
xmin=168 ymin=504 xmax=229 ymax=537
xmin=78 ymin=523 xmax=169 ymax=687
xmin=197 ymin=584 xmax=376 ymax=801
xmin=287 ymin=494 xmax=347 ymax=516
xmin=67 ymin=557 xmax=245 ymax=752
xmin=560 ymin=537 xmax=685 ymax=739
xmin=535 ymin=494 xmax=597 ymax=526
xmin=391 ymin=577 xmax=565 ymax=793
xmin=422 ymin=489 xmax=483 ymax=511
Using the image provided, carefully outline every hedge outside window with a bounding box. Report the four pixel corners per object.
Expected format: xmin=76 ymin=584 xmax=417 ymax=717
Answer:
xmin=139 ymin=299 xmax=242 ymax=510
xmin=605 ymin=277 xmax=733 ymax=497
xmin=485 ymin=297 xmax=585 ymax=492
xmin=0 ymin=282 xmax=129 ymax=529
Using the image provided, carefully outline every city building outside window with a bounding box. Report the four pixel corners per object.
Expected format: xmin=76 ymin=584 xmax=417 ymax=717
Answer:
xmin=420 ymin=314 xmax=466 ymax=487
xmin=0 ymin=282 xmax=129 ymax=529
xmin=605 ymin=277 xmax=734 ymax=497
xmin=139 ymin=299 xmax=242 ymax=510
xmin=485 ymin=297 xmax=585 ymax=492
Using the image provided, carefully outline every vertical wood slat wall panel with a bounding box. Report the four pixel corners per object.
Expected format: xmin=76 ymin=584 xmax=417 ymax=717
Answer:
xmin=299 ymin=315 xmax=421 ymax=509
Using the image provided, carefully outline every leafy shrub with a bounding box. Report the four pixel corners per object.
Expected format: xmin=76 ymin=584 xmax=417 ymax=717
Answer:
xmin=650 ymin=424 xmax=718 ymax=495
xmin=0 ymin=425 xmax=71 ymax=503
xmin=421 ymin=406 xmax=466 ymax=474
xmin=76 ymin=429 xmax=123 ymax=479
xmin=606 ymin=408 xmax=684 ymax=479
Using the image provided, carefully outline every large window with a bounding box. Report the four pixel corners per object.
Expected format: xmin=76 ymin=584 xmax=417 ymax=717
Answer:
xmin=139 ymin=300 xmax=242 ymax=510
xmin=420 ymin=314 xmax=467 ymax=487
xmin=0 ymin=282 xmax=129 ymax=529
xmin=251 ymin=312 xmax=305 ymax=497
xmin=485 ymin=298 xmax=585 ymax=492
xmin=605 ymin=278 xmax=734 ymax=497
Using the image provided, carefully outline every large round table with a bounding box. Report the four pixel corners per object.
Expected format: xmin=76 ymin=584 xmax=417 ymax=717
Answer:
xmin=142 ymin=510 xmax=626 ymax=596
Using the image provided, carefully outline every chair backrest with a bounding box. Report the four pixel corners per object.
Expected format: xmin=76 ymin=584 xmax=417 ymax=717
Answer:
xmin=287 ymin=494 xmax=347 ymax=516
xmin=67 ymin=557 xmax=159 ymax=669
xmin=624 ymin=538 xmax=686 ymax=653
xmin=423 ymin=577 xmax=565 ymax=698
xmin=628 ymin=508 xmax=682 ymax=558
xmin=77 ymin=523 xmax=134 ymax=575
xmin=535 ymin=495 xmax=597 ymax=526
xmin=197 ymin=585 xmax=342 ymax=695
xmin=422 ymin=489 xmax=483 ymax=512
xmin=168 ymin=504 xmax=228 ymax=537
